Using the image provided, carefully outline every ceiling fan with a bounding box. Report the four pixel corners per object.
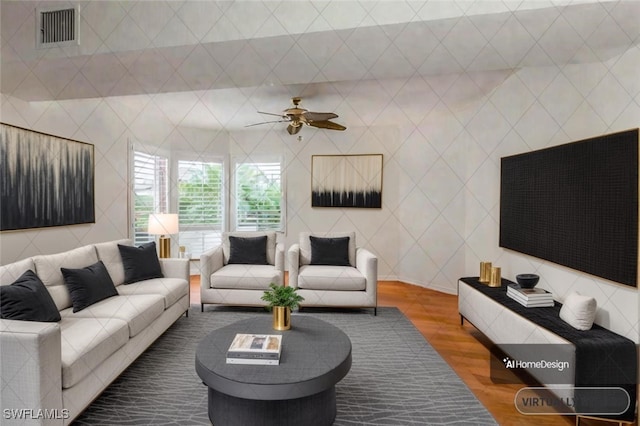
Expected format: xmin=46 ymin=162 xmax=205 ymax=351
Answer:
xmin=246 ymin=97 xmax=346 ymax=135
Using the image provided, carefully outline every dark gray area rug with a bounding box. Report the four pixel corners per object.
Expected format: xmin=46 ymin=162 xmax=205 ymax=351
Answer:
xmin=74 ymin=307 xmax=496 ymax=425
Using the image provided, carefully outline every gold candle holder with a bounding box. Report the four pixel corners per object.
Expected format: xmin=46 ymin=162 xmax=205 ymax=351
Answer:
xmin=489 ymin=266 xmax=502 ymax=287
xmin=479 ymin=262 xmax=492 ymax=283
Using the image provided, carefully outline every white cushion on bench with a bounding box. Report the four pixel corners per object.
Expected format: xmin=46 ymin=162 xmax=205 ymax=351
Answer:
xmin=298 ymin=265 xmax=366 ymax=291
xmin=210 ymin=265 xmax=279 ymax=290
xmin=560 ymin=292 xmax=597 ymax=331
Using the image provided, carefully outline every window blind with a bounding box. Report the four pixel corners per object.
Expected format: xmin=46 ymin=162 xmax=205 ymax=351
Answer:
xmin=178 ymin=160 xmax=224 ymax=258
xmin=133 ymin=151 xmax=168 ymax=246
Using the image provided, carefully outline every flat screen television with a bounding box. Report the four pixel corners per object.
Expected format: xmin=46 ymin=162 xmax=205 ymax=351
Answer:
xmin=499 ymin=128 xmax=639 ymax=287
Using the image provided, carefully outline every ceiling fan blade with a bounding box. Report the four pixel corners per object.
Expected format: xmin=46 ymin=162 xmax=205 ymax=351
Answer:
xmin=257 ymin=111 xmax=287 ymax=118
xmin=302 ymin=111 xmax=338 ymax=122
xmin=287 ymin=124 xmax=302 ymax=135
xmin=307 ymin=120 xmax=346 ymax=131
xmin=245 ymin=120 xmax=289 ymax=128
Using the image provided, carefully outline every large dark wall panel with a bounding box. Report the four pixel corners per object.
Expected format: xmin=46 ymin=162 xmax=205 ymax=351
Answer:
xmin=1 ymin=124 xmax=95 ymax=231
xmin=500 ymin=129 xmax=638 ymax=287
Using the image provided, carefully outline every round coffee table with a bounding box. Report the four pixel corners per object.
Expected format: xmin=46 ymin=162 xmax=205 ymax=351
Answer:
xmin=195 ymin=315 xmax=352 ymax=426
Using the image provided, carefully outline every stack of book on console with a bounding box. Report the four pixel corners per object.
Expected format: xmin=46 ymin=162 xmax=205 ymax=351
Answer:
xmin=226 ymin=333 xmax=282 ymax=365
xmin=506 ymin=284 xmax=554 ymax=308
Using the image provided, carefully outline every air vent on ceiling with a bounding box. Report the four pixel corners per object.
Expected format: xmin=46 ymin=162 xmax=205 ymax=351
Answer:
xmin=36 ymin=6 xmax=80 ymax=48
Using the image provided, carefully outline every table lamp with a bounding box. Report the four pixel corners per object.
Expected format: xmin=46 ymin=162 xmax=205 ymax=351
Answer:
xmin=148 ymin=213 xmax=179 ymax=258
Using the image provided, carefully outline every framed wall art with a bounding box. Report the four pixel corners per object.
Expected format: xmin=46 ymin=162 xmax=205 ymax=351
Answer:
xmin=311 ymin=154 xmax=383 ymax=208
xmin=1 ymin=123 xmax=95 ymax=231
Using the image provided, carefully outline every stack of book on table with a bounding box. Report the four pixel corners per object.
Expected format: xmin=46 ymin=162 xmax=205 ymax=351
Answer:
xmin=506 ymin=284 xmax=554 ymax=308
xmin=226 ymin=333 xmax=282 ymax=365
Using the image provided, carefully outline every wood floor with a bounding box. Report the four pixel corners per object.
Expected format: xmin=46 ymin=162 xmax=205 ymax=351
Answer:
xmin=190 ymin=278 xmax=630 ymax=426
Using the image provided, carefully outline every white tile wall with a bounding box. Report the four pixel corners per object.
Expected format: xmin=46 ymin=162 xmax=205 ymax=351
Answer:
xmin=1 ymin=1 xmax=638 ymax=342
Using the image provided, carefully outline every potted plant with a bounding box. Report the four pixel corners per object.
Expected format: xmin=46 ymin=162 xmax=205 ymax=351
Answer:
xmin=261 ymin=283 xmax=304 ymax=331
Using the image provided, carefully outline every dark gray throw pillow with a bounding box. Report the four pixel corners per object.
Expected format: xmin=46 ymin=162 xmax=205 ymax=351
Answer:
xmin=0 ymin=270 xmax=61 ymax=322
xmin=118 ymin=242 xmax=164 ymax=284
xmin=61 ymin=261 xmax=118 ymax=313
xmin=310 ymin=236 xmax=350 ymax=266
xmin=228 ymin=235 xmax=268 ymax=265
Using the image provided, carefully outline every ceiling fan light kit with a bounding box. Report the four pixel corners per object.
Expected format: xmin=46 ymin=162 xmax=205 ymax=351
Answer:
xmin=246 ymin=97 xmax=346 ymax=135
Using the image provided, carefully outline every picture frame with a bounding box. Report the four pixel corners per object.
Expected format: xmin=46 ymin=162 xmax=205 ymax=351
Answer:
xmin=311 ymin=154 xmax=383 ymax=208
xmin=1 ymin=123 xmax=95 ymax=231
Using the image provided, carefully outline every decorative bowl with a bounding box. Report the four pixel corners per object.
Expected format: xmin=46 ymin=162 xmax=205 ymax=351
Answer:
xmin=516 ymin=274 xmax=539 ymax=288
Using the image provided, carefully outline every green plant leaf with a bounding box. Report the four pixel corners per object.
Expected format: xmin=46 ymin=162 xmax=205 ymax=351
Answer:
xmin=261 ymin=282 xmax=304 ymax=310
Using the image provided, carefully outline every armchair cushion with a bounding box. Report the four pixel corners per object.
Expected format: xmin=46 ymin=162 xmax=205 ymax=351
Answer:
xmin=300 ymin=232 xmax=356 ymax=266
xmin=310 ymin=236 xmax=350 ymax=266
xmin=298 ymin=265 xmax=366 ymax=291
xmin=228 ymin=235 xmax=268 ymax=265
xmin=210 ymin=265 xmax=279 ymax=290
xmin=223 ymin=232 xmax=277 ymax=265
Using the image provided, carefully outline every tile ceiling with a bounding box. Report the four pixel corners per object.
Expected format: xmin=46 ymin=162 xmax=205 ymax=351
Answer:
xmin=1 ymin=1 xmax=639 ymax=130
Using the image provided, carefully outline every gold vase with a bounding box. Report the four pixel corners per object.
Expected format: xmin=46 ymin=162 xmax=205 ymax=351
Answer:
xmin=272 ymin=306 xmax=291 ymax=331
xmin=479 ymin=262 xmax=492 ymax=283
xmin=489 ymin=266 xmax=502 ymax=287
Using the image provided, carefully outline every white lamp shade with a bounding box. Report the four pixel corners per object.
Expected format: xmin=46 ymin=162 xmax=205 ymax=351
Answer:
xmin=148 ymin=214 xmax=179 ymax=235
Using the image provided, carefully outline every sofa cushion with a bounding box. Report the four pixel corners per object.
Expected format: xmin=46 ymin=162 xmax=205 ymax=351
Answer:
xmin=61 ymin=261 xmax=119 ymax=313
xmin=0 ymin=270 xmax=61 ymax=322
xmin=118 ymin=242 xmax=164 ymax=284
xmin=210 ymin=265 xmax=279 ymax=290
xmin=117 ymin=277 xmax=188 ymax=309
xmin=298 ymin=265 xmax=366 ymax=291
xmin=59 ymin=316 xmax=129 ymax=389
xmin=33 ymin=245 xmax=99 ymax=311
xmin=94 ymin=239 xmax=132 ymax=286
xmin=222 ymin=232 xmax=276 ymax=265
xmin=61 ymin=294 xmax=165 ymax=337
xmin=228 ymin=235 xmax=268 ymax=265
xmin=310 ymin=236 xmax=350 ymax=266
xmin=0 ymin=257 xmax=35 ymax=285
xmin=299 ymin=232 xmax=356 ymax=267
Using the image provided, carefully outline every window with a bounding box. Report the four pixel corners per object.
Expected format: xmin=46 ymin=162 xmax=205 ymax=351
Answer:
xmin=177 ymin=159 xmax=224 ymax=258
xmin=130 ymin=152 xmax=285 ymax=259
xmin=133 ymin=151 xmax=168 ymax=246
xmin=233 ymin=159 xmax=283 ymax=231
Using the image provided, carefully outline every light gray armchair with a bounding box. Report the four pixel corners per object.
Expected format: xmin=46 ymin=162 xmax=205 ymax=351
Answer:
xmin=288 ymin=231 xmax=378 ymax=315
xmin=200 ymin=231 xmax=284 ymax=311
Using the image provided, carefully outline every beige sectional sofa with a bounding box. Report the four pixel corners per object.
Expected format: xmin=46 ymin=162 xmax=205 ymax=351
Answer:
xmin=0 ymin=239 xmax=190 ymax=425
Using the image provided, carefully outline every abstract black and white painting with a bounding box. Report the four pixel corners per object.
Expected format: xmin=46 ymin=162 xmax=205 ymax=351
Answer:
xmin=311 ymin=154 xmax=383 ymax=208
xmin=1 ymin=124 xmax=95 ymax=231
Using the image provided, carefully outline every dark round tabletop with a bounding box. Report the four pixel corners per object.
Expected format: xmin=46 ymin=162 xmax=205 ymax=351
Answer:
xmin=195 ymin=315 xmax=352 ymax=401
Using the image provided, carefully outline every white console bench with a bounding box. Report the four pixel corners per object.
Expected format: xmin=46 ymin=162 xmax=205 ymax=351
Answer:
xmin=458 ymin=277 xmax=637 ymax=424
